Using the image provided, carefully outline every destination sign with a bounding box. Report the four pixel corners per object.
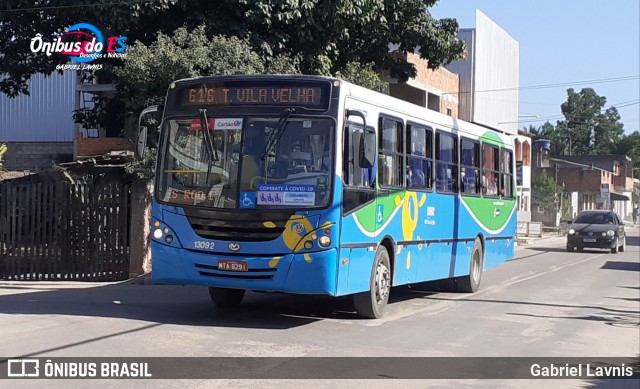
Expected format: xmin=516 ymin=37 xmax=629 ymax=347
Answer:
xmin=176 ymin=82 xmax=329 ymax=110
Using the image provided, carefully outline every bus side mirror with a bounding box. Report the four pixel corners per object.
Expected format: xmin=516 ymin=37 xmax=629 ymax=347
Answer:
xmin=136 ymin=105 xmax=160 ymax=160
xmin=136 ymin=126 xmax=148 ymax=160
xmin=360 ymin=130 xmax=375 ymax=168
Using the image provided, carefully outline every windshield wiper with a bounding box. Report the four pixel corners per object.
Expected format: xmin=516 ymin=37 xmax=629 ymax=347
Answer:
xmin=199 ymin=109 xmax=219 ymax=184
xmin=261 ymin=108 xmax=294 ymax=162
xmin=199 ymin=109 xmax=218 ymax=162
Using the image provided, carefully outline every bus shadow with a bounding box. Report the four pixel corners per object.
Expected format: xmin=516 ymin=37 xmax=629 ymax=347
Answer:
xmin=0 ymin=275 xmax=461 ymax=336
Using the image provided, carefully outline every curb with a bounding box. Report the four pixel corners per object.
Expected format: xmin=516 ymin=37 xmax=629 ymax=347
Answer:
xmin=516 ymin=234 xmax=566 ymax=247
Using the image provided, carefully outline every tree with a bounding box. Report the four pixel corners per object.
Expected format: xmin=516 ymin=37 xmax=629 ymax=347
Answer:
xmin=555 ymin=88 xmax=624 ymax=156
xmin=0 ymin=0 xmax=465 ymax=97
xmin=334 ymin=61 xmax=388 ymax=92
xmin=526 ymin=121 xmax=555 ymax=141
xmin=610 ymin=130 xmax=640 ymax=179
xmin=531 ymin=171 xmax=564 ymax=211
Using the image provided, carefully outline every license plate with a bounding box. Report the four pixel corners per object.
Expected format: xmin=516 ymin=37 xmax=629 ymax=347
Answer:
xmin=583 ymin=238 xmax=597 ymax=243
xmin=217 ymin=259 xmax=248 ymax=272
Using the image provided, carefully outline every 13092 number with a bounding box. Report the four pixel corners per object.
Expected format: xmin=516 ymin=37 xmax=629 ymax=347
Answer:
xmin=194 ymin=241 xmax=215 ymax=250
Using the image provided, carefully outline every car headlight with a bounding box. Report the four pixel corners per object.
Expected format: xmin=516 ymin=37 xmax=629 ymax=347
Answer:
xmin=606 ymin=230 xmax=615 ymax=237
xmin=568 ymin=228 xmax=575 ymax=235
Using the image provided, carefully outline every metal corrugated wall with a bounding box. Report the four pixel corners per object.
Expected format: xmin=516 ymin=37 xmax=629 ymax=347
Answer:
xmin=0 ymin=70 xmax=77 ymax=141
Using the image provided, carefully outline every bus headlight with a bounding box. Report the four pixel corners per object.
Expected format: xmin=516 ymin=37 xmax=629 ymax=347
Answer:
xmin=318 ymin=236 xmax=331 ymax=247
xmin=568 ymin=229 xmax=575 ymax=235
xmin=151 ymin=219 xmax=182 ymax=247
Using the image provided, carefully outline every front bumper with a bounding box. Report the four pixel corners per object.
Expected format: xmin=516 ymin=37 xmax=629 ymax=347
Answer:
xmin=151 ymin=241 xmax=339 ymax=295
xmin=567 ymin=235 xmax=616 ymax=249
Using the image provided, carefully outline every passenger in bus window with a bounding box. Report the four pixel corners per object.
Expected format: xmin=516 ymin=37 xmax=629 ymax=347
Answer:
xmin=408 ymin=160 xmax=425 ymax=188
xmin=240 ymin=139 xmax=263 ymax=189
xmin=406 ymin=165 xmax=413 ymax=187
xmin=482 ymin=174 xmax=497 ymax=195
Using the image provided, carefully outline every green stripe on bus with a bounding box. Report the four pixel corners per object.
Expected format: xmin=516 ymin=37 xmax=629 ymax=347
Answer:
xmin=460 ymin=196 xmax=516 ymax=231
xmin=480 ymin=131 xmax=505 ymax=147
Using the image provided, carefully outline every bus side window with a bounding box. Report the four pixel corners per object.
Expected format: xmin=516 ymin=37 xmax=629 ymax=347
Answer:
xmin=460 ymin=138 xmax=480 ymax=195
xmin=482 ymin=144 xmax=500 ymax=197
xmin=343 ymin=124 xmax=375 ymax=214
xmin=406 ymin=124 xmax=433 ymax=190
xmin=500 ymin=148 xmax=514 ymax=198
xmin=378 ymin=117 xmax=403 ymax=188
xmin=435 ymin=131 xmax=458 ymax=193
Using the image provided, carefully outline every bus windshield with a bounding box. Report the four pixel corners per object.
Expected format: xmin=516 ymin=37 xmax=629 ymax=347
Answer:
xmin=156 ymin=116 xmax=334 ymax=210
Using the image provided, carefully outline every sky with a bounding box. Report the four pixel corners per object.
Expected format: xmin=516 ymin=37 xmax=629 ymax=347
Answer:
xmin=429 ymin=0 xmax=640 ymax=135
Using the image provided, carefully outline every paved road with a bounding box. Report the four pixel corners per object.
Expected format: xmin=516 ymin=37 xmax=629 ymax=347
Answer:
xmin=1 ymin=228 xmax=638 ymax=388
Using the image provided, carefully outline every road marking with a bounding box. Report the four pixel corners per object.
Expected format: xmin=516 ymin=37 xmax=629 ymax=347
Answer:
xmin=353 ymin=253 xmax=605 ymax=326
xmin=468 ymin=254 xmax=604 ymax=299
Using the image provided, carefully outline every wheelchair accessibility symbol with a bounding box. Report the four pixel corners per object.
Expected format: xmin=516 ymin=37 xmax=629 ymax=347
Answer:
xmin=376 ymin=205 xmax=384 ymax=225
xmin=240 ymin=192 xmax=256 ymax=209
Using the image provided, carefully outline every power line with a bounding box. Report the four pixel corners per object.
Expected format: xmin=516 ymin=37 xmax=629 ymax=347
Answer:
xmin=0 ymin=0 xmax=160 ymax=13
xmin=515 ymin=100 xmax=640 ymax=124
xmin=614 ymin=100 xmax=640 ymax=109
xmin=446 ymin=75 xmax=639 ymax=95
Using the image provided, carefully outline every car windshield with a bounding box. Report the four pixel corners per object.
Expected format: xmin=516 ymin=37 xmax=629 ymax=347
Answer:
xmin=156 ymin=116 xmax=334 ymax=210
xmin=573 ymin=212 xmax=616 ymax=224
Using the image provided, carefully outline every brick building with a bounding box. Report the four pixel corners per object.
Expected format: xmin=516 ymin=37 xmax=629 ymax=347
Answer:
xmin=531 ymin=149 xmax=635 ymax=225
xmin=382 ymin=52 xmax=460 ymax=118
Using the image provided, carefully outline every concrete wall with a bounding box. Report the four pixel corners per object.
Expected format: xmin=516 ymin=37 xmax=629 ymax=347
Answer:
xmin=473 ymin=10 xmax=519 ymax=134
xmin=2 ymin=142 xmax=74 ymax=171
xmin=445 ymin=10 xmax=519 ymax=134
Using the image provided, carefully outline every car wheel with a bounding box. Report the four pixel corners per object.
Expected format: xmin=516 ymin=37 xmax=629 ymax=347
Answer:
xmin=611 ymin=238 xmax=619 ymax=254
xmin=566 ymin=243 xmax=574 ymax=252
xmin=354 ymin=245 xmax=391 ymax=319
xmin=208 ymin=287 xmax=246 ymax=308
xmin=620 ymin=236 xmax=626 ymax=252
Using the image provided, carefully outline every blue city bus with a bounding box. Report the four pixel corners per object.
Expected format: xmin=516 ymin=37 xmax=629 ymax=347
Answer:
xmin=140 ymin=75 xmax=516 ymax=318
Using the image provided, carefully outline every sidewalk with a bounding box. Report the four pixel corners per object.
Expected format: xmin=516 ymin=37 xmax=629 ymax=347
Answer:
xmin=516 ymin=222 xmax=639 ymax=248
xmin=515 ymin=231 xmax=567 ymax=247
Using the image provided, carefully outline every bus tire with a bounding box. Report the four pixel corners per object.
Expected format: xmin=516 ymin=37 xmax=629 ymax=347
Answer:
xmin=456 ymin=238 xmax=483 ymax=293
xmin=353 ymin=245 xmax=391 ymax=319
xmin=208 ymin=287 xmax=246 ymax=308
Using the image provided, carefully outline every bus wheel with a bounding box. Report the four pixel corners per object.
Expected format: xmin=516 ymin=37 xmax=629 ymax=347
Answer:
xmin=354 ymin=246 xmax=391 ymax=319
xmin=456 ymin=238 xmax=483 ymax=293
xmin=208 ymin=287 xmax=246 ymax=308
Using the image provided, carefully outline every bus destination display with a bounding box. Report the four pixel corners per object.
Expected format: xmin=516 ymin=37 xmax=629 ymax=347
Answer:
xmin=178 ymin=84 xmax=327 ymax=109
